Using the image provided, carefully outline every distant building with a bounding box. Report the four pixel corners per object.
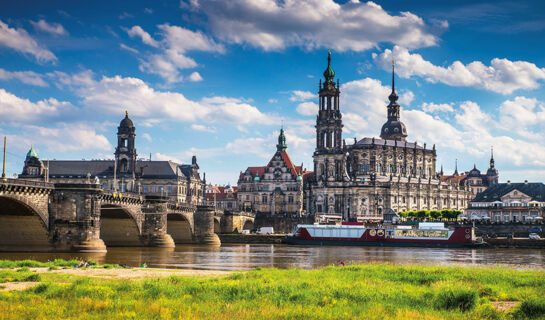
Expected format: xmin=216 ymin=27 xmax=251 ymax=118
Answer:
xmin=465 ymin=182 xmax=545 ymax=222
xmin=439 ymin=150 xmax=499 ymax=197
xmin=237 ymin=128 xmax=305 ymax=215
xmin=19 ymin=112 xmax=204 ymax=205
xmin=205 ymin=184 xmax=238 ymax=210
xmin=305 ymin=52 xmax=471 ymax=222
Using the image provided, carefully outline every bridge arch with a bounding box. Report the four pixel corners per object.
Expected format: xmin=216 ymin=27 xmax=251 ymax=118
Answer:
xmin=167 ymin=213 xmax=194 ymax=243
xmin=214 ymin=216 xmax=221 ymax=233
xmin=99 ymin=204 xmax=142 ymax=246
xmin=0 ymin=195 xmax=52 ymax=251
xmin=243 ymin=219 xmax=254 ymax=232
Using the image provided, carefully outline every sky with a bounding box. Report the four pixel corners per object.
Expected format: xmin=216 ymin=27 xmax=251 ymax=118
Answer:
xmin=1 ymin=0 xmax=545 ymax=185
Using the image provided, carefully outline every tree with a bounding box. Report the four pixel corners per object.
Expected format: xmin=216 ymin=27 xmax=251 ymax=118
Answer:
xmin=416 ymin=210 xmax=428 ymax=220
xmin=430 ymin=210 xmax=441 ymax=220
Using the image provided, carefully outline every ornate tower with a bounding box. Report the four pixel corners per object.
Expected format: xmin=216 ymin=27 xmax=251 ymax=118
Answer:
xmin=114 ymin=111 xmax=137 ymax=175
xmin=486 ymin=147 xmax=499 ymax=185
xmin=380 ymin=61 xmax=407 ymax=141
xmin=277 ymin=128 xmax=287 ymax=152
xmin=22 ymin=145 xmax=43 ymax=176
xmin=313 ymin=50 xmax=344 ymax=183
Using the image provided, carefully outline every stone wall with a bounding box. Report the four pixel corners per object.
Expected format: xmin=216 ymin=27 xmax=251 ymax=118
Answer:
xmin=218 ymin=234 xmax=285 ymax=244
xmin=254 ymin=213 xmax=315 ymax=234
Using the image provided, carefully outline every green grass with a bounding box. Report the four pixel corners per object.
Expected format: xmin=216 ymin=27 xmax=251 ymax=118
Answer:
xmin=0 ymin=259 xmax=107 ymax=269
xmin=0 ymin=263 xmax=544 ymax=319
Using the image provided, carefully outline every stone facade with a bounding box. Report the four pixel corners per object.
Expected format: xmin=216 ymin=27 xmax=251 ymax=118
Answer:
xmin=237 ymin=129 xmax=305 ymax=215
xmin=19 ymin=112 xmax=204 ymax=206
xmin=306 ymin=53 xmax=471 ymax=222
xmin=465 ymin=182 xmax=545 ymax=222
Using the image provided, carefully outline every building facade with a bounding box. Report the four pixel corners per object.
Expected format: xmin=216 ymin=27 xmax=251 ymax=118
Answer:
xmin=237 ymin=129 xmax=305 ymax=215
xmin=439 ymin=151 xmax=499 ymax=197
xmin=306 ymin=52 xmax=471 ymax=222
xmin=205 ymin=184 xmax=238 ymax=210
xmin=465 ymin=182 xmax=545 ymax=222
xmin=19 ymin=112 xmax=205 ymax=205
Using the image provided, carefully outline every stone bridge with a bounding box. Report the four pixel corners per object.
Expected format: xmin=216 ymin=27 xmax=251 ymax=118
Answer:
xmin=214 ymin=210 xmax=256 ymax=234
xmin=0 ymin=179 xmax=225 ymax=252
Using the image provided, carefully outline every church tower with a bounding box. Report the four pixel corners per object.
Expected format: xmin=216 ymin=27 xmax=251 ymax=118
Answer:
xmin=380 ymin=61 xmax=407 ymax=141
xmin=313 ymin=51 xmax=345 ymax=183
xmin=114 ymin=111 xmax=137 ymax=175
xmin=486 ymin=147 xmax=499 ymax=185
xmin=315 ymin=50 xmax=343 ymax=154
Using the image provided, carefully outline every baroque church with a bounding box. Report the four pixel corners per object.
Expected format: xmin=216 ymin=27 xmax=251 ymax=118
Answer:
xmin=20 ymin=112 xmax=205 ymax=205
xmin=306 ymin=52 xmax=472 ymax=222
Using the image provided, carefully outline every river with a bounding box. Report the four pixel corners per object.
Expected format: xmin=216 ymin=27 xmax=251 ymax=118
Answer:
xmin=1 ymin=245 xmax=544 ymax=270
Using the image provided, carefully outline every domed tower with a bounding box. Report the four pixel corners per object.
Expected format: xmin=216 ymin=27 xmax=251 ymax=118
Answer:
xmin=22 ymin=145 xmax=43 ymax=176
xmin=486 ymin=147 xmax=499 ymax=185
xmin=277 ymin=127 xmax=287 ymax=152
xmin=115 ymin=111 xmax=137 ymax=175
xmin=380 ymin=61 xmax=407 ymax=141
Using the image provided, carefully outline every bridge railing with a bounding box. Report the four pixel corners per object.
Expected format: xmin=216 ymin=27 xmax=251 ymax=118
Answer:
xmin=0 ymin=178 xmax=54 ymax=189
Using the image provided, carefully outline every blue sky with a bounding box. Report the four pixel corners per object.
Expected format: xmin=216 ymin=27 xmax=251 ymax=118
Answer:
xmin=1 ymin=0 xmax=545 ymax=184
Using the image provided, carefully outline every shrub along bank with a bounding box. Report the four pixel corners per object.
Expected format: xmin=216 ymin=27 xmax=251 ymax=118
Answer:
xmin=1 ymin=262 xmax=544 ymax=319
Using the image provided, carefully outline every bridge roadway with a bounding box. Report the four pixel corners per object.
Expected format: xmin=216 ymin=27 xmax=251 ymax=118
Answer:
xmin=0 ymin=179 xmax=254 ymax=252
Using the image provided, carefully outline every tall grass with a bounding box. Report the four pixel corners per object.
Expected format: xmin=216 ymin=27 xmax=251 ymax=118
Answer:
xmin=0 ymin=263 xmax=544 ymax=319
xmin=0 ymin=259 xmax=97 ymax=268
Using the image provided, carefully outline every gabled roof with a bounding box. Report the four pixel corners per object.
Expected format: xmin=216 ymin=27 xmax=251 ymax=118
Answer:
xmin=239 ymin=150 xmax=302 ymax=181
xmin=472 ymin=182 xmax=545 ymax=202
xmin=440 ymin=174 xmax=467 ymax=185
xmin=205 ymin=185 xmax=238 ymax=200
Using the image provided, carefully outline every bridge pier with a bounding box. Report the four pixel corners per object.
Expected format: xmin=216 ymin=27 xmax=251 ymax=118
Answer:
xmin=49 ymin=184 xmax=106 ymax=252
xmin=194 ymin=205 xmax=221 ymax=245
xmin=141 ymin=211 xmax=175 ymax=248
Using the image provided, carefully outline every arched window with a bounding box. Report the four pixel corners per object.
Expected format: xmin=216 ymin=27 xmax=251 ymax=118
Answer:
xmin=361 ymin=163 xmax=368 ymax=172
xmin=388 ymin=165 xmax=393 ymax=173
xmin=377 ymin=164 xmax=382 ymax=172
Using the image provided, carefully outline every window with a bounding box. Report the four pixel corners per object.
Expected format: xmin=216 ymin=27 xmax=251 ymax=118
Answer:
xmin=288 ymin=196 xmax=294 ymax=203
xmin=167 ymin=186 xmax=172 ymax=194
xmin=377 ymin=164 xmax=382 ymax=172
xmin=402 ymin=196 xmax=406 ymax=203
xmin=151 ymin=186 xmax=156 ymax=193
xmin=102 ymin=183 xmax=108 ymax=190
xmin=262 ymin=195 xmax=268 ymax=203
xmin=361 ymin=163 xmax=368 ymax=172
xmin=413 ymin=197 xmax=416 ymax=204
xmin=144 ymin=186 xmax=148 ymax=193
xmin=159 ymin=186 xmax=164 ymax=193
xmin=246 ymin=195 xmax=250 ymax=200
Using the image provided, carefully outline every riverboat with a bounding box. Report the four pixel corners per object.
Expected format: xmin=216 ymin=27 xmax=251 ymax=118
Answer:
xmin=285 ymin=222 xmax=484 ymax=248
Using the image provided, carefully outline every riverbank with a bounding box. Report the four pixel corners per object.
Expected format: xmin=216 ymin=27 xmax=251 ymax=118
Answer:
xmin=218 ymin=233 xmax=285 ymax=244
xmin=1 ymin=260 xmax=545 ymax=319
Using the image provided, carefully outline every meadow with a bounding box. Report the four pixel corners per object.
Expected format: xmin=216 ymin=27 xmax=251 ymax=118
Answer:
xmin=0 ymin=260 xmax=544 ymax=319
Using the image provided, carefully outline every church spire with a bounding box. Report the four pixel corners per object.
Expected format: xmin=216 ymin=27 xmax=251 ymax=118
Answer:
xmin=490 ymin=146 xmax=495 ymax=169
xmin=323 ymin=49 xmax=335 ymax=85
xmin=380 ymin=59 xmax=407 ymax=141
xmin=277 ymin=127 xmax=287 ymax=152
xmin=454 ymin=159 xmax=459 ymax=175
xmin=389 ymin=60 xmax=398 ymax=104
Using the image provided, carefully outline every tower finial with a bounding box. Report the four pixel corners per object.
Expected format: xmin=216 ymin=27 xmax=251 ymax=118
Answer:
xmin=125 ymin=110 xmax=128 ymax=117
xmin=490 ymin=146 xmax=495 ymax=168
xmin=454 ymin=159 xmax=458 ymax=175
xmin=323 ymin=50 xmax=335 ymax=84
xmin=391 ymin=59 xmax=395 ymax=93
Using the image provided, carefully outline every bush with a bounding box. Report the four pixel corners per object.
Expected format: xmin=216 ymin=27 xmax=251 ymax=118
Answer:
xmin=433 ymin=286 xmax=478 ymax=312
xmin=24 ymin=273 xmax=41 ymax=282
xmin=33 ymin=283 xmax=49 ymax=294
xmin=517 ymin=297 xmax=545 ymax=319
xmin=17 ymin=267 xmax=30 ymax=272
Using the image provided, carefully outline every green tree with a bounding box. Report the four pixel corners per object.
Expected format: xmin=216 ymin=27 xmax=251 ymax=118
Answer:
xmin=430 ymin=210 xmax=441 ymax=220
xmin=416 ymin=210 xmax=428 ymax=220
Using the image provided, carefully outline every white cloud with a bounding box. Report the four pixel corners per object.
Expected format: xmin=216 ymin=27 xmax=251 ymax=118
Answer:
xmin=188 ymin=71 xmax=203 ymax=82
xmin=289 ymin=90 xmax=316 ymax=102
xmin=421 ymin=102 xmax=454 ymax=113
xmin=268 ymin=98 xmax=278 ymax=103
xmin=374 ymin=46 xmax=545 ymax=94
xmin=0 ymin=88 xmax=76 ymax=122
xmin=296 ymin=101 xmax=318 ymax=116
xmin=0 ymin=20 xmax=57 ymax=63
xmin=0 ymin=68 xmax=48 ymax=86
xmin=120 ymin=43 xmax=139 ymax=54
xmin=126 ymin=25 xmax=159 ymax=47
xmin=154 ymin=152 xmax=181 ymax=163
xmin=498 ymin=96 xmax=545 ymax=140
xmin=193 ymin=0 xmax=441 ymax=51
xmin=191 ymin=124 xmax=216 ymax=133
xmin=141 ymin=133 xmax=152 ymax=141
xmin=398 ymin=90 xmax=414 ymax=106
xmin=127 ymin=24 xmax=224 ymax=82
xmin=30 ymin=19 xmax=68 ymax=36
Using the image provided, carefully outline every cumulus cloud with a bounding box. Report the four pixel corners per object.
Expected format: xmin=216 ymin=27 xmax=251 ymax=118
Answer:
xmin=0 ymin=88 xmax=76 ymax=122
xmin=192 ymin=0 xmax=441 ymax=51
xmin=188 ymin=71 xmax=203 ymax=82
xmin=498 ymin=96 xmax=545 ymax=140
xmin=126 ymin=24 xmax=224 ymax=82
xmin=296 ymin=101 xmax=318 ymax=116
xmin=30 ymin=19 xmax=68 ymax=36
xmin=191 ymin=124 xmax=216 ymax=132
xmin=373 ymin=46 xmax=545 ymax=94
xmin=289 ymin=90 xmax=316 ymax=102
xmin=52 ymin=72 xmax=277 ymax=126
xmin=421 ymin=102 xmax=454 ymax=113
xmin=0 ymin=68 xmax=48 ymax=86
xmin=0 ymin=20 xmax=57 ymax=63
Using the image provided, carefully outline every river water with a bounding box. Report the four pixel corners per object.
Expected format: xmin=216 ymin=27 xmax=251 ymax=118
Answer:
xmin=1 ymin=245 xmax=544 ymax=270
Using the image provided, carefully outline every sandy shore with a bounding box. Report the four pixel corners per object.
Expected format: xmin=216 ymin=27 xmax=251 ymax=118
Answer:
xmin=30 ymin=267 xmax=232 ymax=279
xmin=0 ymin=267 xmax=233 ymax=291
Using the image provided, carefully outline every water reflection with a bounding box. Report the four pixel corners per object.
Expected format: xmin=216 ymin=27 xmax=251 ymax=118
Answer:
xmin=0 ymin=245 xmax=543 ymax=270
